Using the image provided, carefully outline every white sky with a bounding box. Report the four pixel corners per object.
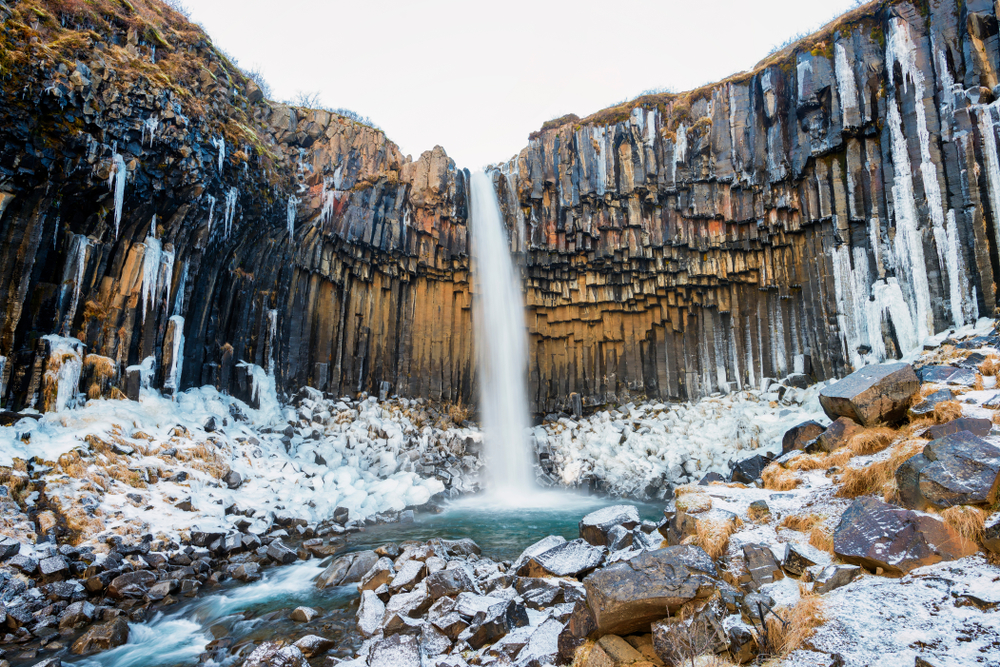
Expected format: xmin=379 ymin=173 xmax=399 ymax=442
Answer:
xmin=184 ymin=0 xmax=861 ymax=170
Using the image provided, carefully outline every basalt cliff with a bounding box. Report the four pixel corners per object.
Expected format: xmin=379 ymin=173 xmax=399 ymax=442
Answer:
xmin=2 ymin=0 xmax=1000 ymax=415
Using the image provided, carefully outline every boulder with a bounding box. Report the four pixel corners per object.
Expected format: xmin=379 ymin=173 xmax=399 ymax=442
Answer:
xmin=467 ymin=599 xmax=528 ymax=649
xmin=38 ymin=555 xmax=69 ymax=581
xmin=579 ymin=505 xmax=640 ymax=546
xmin=813 ymin=564 xmax=861 ymax=594
xmin=520 ymin=538 xmax=605 ymax=578
xmin=425 ymin=566 xmax=478 ymax=599
xmin=778 ymin=543 xmax=816 ymax=577
xmin=588 ymin=634 xmax=646 ymax=666
xmin=369 ymin=634 xmax=420 ymax=667
xmin=582 ymin=546 xmax=718 ymax=636
xmin=908 ymin=388 xmax=954 ymax=418
xmin=266 ymin=540 xmax=297 ymax=565
xmin=983 ymin=515 xmax=1000 ymax=557
xmin=698 ymin=472 xmax=727 ymax=485
xmin=833 ymin=497 xmax=978 ymax=574
xmin=923 ymin=418 xmax=992 ymax=440
xmin=290 ymin=606 xmax=319 ymax=622
xmin=895 ymin=452 xmax=933 ymax=510
xmin=781 ymin=420 xmax=826 ymax=454
xmin=730 ymin=454 xmax=772 ymax=484
xmin=742 ymin=544 xmax=783 ymax=589
xmin=223 ymin=470 xmax=243 ymax=489
xmin=70 ymin=616 xmax=129 ymax=655
xmin=107 ymin=570 xmax=156 ymax=598
xmin=359 ymin=557 xmax=395 ymax=593
xmin=806 ymin=417 xmax=863 ymax=453
xmin=512 ymin=535 xmax=567 ymax=573
xmin=58 ymin=601 xmax=96 ymax=630
xmin=358 ymin=589 xmax=386 ymax=637
xmin=389 ymin=559 xmax=426 ymax=592
xmin=241 ymin=641 xmax=308 ymax=667
xmin=292 ymin=634 xmax=334 ymax=658
xmin=918 ymin=365 xmax=978 ymax=386
xmin=819 ymin=362 xmax=919 ymax=426
xmin=513 ymin=617 xmax=562 ymax=667
xmin=918 ymin=431 xmax=1000 ymax=508
xmin=659 ymin=510 xmax=698 ymax=546
xmin=0 ymin=535 xmax=21 ymax=560
xmin=315 ymin=550 xmax=378 ymax=588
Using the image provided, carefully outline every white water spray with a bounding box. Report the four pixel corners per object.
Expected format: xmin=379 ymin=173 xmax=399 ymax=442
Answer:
xmin=469 ymin=171 xmax=535 ymax=502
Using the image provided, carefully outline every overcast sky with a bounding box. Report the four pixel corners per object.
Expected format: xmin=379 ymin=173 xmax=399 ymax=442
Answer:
xmin=183 ymin=0 xmax=862 ymax=169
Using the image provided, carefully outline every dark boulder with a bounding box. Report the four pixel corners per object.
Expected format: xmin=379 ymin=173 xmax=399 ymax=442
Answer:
xmin=316 ymin=550 xmax=378 ymax=589
xmin=918 ymin=431 xmax=1000 ymax=508
xmin=468 ymin=598 xmax=528 ymax=649
xmin=729 ymin=454 xmax=772 ymax=484
xmin=806 ymin=417 xmax=863 ymax=453
xmin=107 ymin=570 xmax=156 ymax=599
xmin=923 ymin=418 xmax=992 ymax=440
xmin=579 ymin=505 xmax=640 ymax=547
xmin=918 ymin=366 xmax=978 ymax=387
xmin=819 ymin=362 xmax=919 ymax=426
xmin=241 ymin=641 xmax=308 ymax=667
xmin=908 ymin=388 xmax=954 ymax=418
xmin=582 ymin=546 xmax=718 ymax=636
xmin=742 ymin=544 xmax=783 ymax=589
xmin=425 ymin=566 xmax=478 ymax=599
xmin=520 ymin=538 xmax=605 ymax=578
xmin=833 ymin=497 xmax=977 ymax=574
xmin=699 ymin=471 xmax=727 ymax=485
xmin=70 ymin=616 xmax=129 ymax=655
xmin=781 ymin=420 xmax=825 ymax=454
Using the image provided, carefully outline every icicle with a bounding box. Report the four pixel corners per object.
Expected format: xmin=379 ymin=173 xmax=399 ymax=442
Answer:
xmin=236 ymin=360 xmax=281 ymax=424
xmin=320 ymin=178 xmax=338 ymax=225
xmin=673 ymin=123 xmax=687 ymax=184
xmin=205 ymin=194 xmax=217 ymax=234
xmin=871 ymin=279 xmax=918 ymax=354
xmin=212 ymin=137 xmax=226 ymax=172
xmin=266 ymin=309 xmax=278 ymax=376
xmin=142 ymin=115 xmax=159 ymax=146
xmin=223 ymin=187 xmax=238 ymax=238
xmin=163 ymin=315 xmax=185 ymax=393
xmin=944 ymin=209 xmax=978 ymax=326
xmin=172 ymin=260 xmax=187 ymax=316
xmin=61 ymin=235 xmax=90 ymax=335
xmin=108 ymin=153 xmax=127 ymax=237
xmin=835 ymin=43 xmax=858 ymax=126
xmin=286 ymin=195 xmax=298 ymax=237
xmin=141 ymin=234 xmax=162 ymax=322
xmin=0 ymin=355 xmax=6 ymax=404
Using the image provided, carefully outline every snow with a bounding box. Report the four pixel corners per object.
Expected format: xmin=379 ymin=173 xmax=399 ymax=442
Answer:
xmin=41 ymin=334 xmax=84 ymax=414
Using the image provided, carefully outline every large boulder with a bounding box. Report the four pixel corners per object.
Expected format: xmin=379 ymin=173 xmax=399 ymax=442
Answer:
xmin=107 ymin=570 xmax=156 ymax=599
xmin=819 ymin=362 xmax=919 ymax=426
xmin=368 ymin=634 xmax=421 ymax=667
xmin=918 ymin=431 xmax=1000 ymax=508
xmin=579 ymin=505 xmax=640 ymax=546
xmin=520 ymin=538 xmax=604 ymax=578
xmin=918 ymin=365 xmax=978 ymax=386
xmin=315 ymin=550 xmax=378 ymax=589
xmin=241 ymin=641 xmax=309 ymax=667
xmin=807 ymin=417 xmax=864 ymax=453
xmin=70 ymin=616 xmax=129 ymax=655
xmin=582 ymin=546 xmax=718 ymax=636
xmin=781 ymin=421 xmax=825 ymax=454
xmin=729 ymin=454 xmax=772 ymax=484
xmin=833 ymin=497 xmax=977 ymax=574
xmin=923 ymin=418 xmax=992 ymax=440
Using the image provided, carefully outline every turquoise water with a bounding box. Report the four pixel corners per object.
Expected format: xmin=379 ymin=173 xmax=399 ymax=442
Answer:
xmin=39 ymin=494 xmax=663 ymax=667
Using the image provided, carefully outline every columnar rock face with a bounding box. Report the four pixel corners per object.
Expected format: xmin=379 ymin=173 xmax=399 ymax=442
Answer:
xmin=3 ymin=0 xmax=1000 ymax=415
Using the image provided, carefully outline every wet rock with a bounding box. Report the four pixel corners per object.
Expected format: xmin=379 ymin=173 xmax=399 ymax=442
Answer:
xmin=579 ymin=505 xmax=640 ymax=547
xmin=782 ymin=420 xmax=826 ymax=454
xmin=58 ymin=601 xmax=96 ymax=630
xmin=293 ymin=634 xmax=333 ymax=658
xmin=730 ymin=454 xmax=772 ymax=484
xmin=241 ymin=641 xmax=308 ymax=667
xmin=918 ymin=431 xmax=1000 ymax=508
xmin=316 ymin=550 xmax=378 ymax=588
xmin=908 ymin=389 xmax=955 ymax=418
xmin=37 ymin=555 xmax=69 ymax=582
xmin=359 ymin=557 xmax=395 ymax=592
xmin=468 ymin=599 xmax=529 ymax=649
xmin=230 ymin=562 xmax=260 ymax=582
xmin=290 ymin=606 xmax=319 ymax=622
xmin=895 ymin=453 xmax=934 ymax=510
xmin=369 ymin=634 xmax=420 ymax=667
xmin=70 ymin=616 xmax=129 ymax=655
xmin=357 ymin=589 xmax=386 ymax=638
xmin=833 ymin=497 xmax=977 ymax=574
xmin=923 ymin=418 xmax=993 ymax=440
xmin=742 ymin=544 xmax=783 ymax=589
xmin=807 ymin=417 xmax=863 ymax=453
xmin=265 ymin=540 xmax=297 ymax=565
xmin=0 ymin=536 xmax=21 ymax=560
xmin=918 ymin=366 xmax=978 ymax=387
xmin=333 ymin=507 xmax=350 ymax=525
xmin=813 ymin=564 xmax=861 ymax=594
xmin=107 ymin=570 xmax=156 ymax=599
xmin=582 ymin=546 xmax=718 ymax=636
xmin=425 ymin=565 xmax=478 ymax=599
xmin=521 ymin=538 xmax=605 ymax=578
xmin=819 ymin=363 xmax=919 ymax=426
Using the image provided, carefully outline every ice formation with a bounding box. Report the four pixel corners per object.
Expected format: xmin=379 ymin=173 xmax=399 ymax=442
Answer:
xmin=223 ymin=187 xmax=238 ymax=238
xmin=107 ymin=153 xmax=127 ymax=237
xmin=140 ymin=233 xmax=162 ymax=322
xmin=286 ymin=195 xmax=298 ymax=237
xmin=163 ymin=315 xmax=185 ymax=393
xmin=41 ymin=335 xmax=84 ymax=413
xmin=205 ymin=194 xmax=217 ymax=234
xmin=142 ymin=115 xmax=159 ymax=146
xmin=212 ymin=136 xmax=225 ymax=172
xmin=61 ymin=234 xmax=89 ymax=335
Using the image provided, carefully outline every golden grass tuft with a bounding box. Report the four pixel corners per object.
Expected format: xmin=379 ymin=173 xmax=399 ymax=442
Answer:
xmin=762 ymin=595 xmax=826 ymax=659
xmin=675 ymin=492 xmax=712 ymax=514
xmin=847 ymin=427 xmax=897 ymax=456
xmin=837 ymin=440 xmax=925 ymax=499
xmin=931 ymin=400 xmax=964 ymax=424
xmin=779 ymin=513 xmax=823 ymax=533
xmin=980 ymin=354 xmax=1000 ymax=377
xmin=785 ymin=449 xmax=853 ymax=472
xmin=683 ymin=515 xmax=743 ymax=560
xmin=941 ymin=505 xmax=986 ymax=543
xmin=975 ymin=373 xmax=985 ymax=391
xmin=808 ymin=525 xmax=835 ymax=553
xmin=762 ymin=463 xmax=800 ymax=490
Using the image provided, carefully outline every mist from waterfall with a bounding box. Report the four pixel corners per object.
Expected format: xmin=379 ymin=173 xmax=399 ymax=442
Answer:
xmin=469 ymin=170 xmax=535 ymax=503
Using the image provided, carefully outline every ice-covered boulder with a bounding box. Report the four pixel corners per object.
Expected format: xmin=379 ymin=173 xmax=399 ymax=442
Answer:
xmin=818 ymin=362 xmax=919 ymax=426
xmin=519 ymin=538 xmax=605 ymax=578
xmin=579 ymin=505 xmax=640 ymax=546
xmin=833 ymin=497 xmax=977 ymax=574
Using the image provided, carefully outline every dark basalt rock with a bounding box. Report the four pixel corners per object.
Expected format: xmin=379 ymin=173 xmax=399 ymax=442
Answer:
xmin=107 ymin=571 xmax=156 ymax=599
xmin=819 ymin=363 xmax=919 ymax=427
xmin=425 ymin=566 xmax=478 ymax=599
xmin=833 ymin=497 xmax=977 ymax=574
xmin=908 ymin=389 xmax=955 ymax=418
xmin=742 ymin=544 xmax=783 ymax=589
xmin=729 ymin=454 xmax=772 ymax=484
xmin=781 ymin=420 xmax=825 ymax=455
xmin=923 ymin=418 xmax=993 ymax=440
xmin=578 ymin=505 xmax=640 ymax=547
xmin=70 ymin=616 xmax=129 ymax=655
xmin=918 ymin=431 xmax=1000 ymax=508
xmin=807 ymin=417 xmax=864 ymax=453
xmin=918 ymin=366 xmax=979 ymax=387
xmin=582 ymin=546 xmax=718 ymax=637
xmin=521 ymin=538 xmax=605 ymax=578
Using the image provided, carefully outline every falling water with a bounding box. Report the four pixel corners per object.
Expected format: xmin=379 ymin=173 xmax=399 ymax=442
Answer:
xmin=469 ymin=170 xmax=535 ymax=501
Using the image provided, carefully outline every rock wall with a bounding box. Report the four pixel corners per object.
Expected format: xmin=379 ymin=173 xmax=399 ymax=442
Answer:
xmin=3 ymin=0 xmax=1000 ymax=417
xmin=497 ymin=0 xmax=1000 ymax=411
xmin=0 ymin=0 xmax=473 ymax=411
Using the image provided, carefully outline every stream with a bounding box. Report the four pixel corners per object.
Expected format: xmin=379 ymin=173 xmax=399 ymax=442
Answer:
xmin=48 ymin=493 xmax=662 ymax=667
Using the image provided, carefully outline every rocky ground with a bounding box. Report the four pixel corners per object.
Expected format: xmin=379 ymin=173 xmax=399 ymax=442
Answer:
xmin=2 ymin=322 xmax=1000 ymax=667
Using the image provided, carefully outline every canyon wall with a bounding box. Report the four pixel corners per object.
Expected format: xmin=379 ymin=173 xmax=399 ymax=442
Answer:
xmin=2 ymin=0 xmax=1000 ymax=416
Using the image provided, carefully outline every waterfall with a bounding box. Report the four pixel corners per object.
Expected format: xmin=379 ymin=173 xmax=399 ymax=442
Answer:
xmin=469 ymin=170 xmax=535 ymax=501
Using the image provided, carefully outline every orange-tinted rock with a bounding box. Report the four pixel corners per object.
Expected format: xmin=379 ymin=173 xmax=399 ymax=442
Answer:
xmin=819 ymin=364 xmax=919 ymax=427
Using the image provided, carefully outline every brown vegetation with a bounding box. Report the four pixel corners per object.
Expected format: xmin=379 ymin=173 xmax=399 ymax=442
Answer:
xmin=941 ymin=505 xmax=986 ymax=543
xmin=837 ymin=440 xmax=925 ymax=499
xmin=762 ymin=463 xmax=800 ymax=491
xmin=761 ymin=594 xmax=826 ymax=660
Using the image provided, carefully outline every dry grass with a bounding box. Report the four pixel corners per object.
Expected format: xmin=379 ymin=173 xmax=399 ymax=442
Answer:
xmin=785 ymin=449 xmax=853 ymax=472
xmin=931 ymin=400 xmax=963 ymax=424
xmin=837 ymin=440 xmax=925 ymax=499
xmin=975 ymin=373 xmax=985 ymax=391
xmin=676 ymin=493 xmax=713 ymax=513
xmin=683 ymin=514 xmax=744 ymax=559
xmin=762 ymin=463 xmax=800 ymax=490
xmin=779 ymin=513 xmax=823 ymax=533
xmin=941 ymin=505 xmax=986 ymax=543
xmin=808 ymin=525 xmax=834 ymax=553
xmin=980 ymin=354 xmax=1000 ymax=377
xmin=847 ymin=427 xmax=897 ymax=456
xmin=761 ymin=595 xmax=826 ymax=660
